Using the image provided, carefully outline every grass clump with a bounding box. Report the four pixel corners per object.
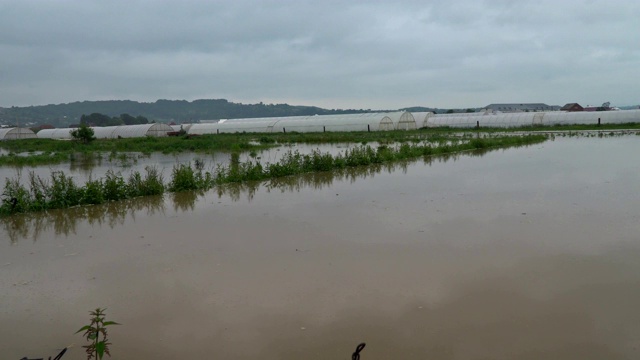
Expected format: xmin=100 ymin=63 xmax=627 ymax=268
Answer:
xmin=168 ymin=163 xmax=214 ymax=192
xmin=0 ymin=167 xmax=165 ymax=216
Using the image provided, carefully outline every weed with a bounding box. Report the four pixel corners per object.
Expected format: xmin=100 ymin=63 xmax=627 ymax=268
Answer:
xmin=168 ymin=163 xmax=214 ymax=192
xmin=194 ymin=158 xmax=205 ymax=171
xmin=75 ymin=308 xmax=120 ymax=360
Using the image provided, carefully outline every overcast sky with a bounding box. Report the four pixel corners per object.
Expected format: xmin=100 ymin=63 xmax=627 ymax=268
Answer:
xmin=0 ymin=0 xmax=638 ymax=109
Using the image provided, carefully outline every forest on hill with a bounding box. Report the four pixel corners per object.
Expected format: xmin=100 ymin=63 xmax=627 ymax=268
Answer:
xmin=0 ymin=99 xmax=417 ymax=127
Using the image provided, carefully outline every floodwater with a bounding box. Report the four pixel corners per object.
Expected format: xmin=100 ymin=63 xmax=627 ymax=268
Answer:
xmin=2 ymin=136 xmax=640 ymax=359
xmin=0 ymin=142 xmax=386 ymax=185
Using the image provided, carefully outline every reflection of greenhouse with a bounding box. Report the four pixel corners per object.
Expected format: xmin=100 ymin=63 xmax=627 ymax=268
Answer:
xmin=0 ymin=127 xmax=37 ymax=140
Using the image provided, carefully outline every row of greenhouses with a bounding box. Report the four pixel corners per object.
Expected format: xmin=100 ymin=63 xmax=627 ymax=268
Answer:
xmin=188 ymin=110 xmax=640 ymax=134
xmin=188 ymin=112 xmax=418 ymax=135
xmin=425 ymin=110 xmax=640 ymax=128
xmin=3 ymin=109 xmax=640 ymax=141
xmin=36 ymin=123 xmax=174 ymax=140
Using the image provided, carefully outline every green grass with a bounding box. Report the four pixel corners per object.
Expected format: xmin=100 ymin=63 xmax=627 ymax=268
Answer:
xmin=0 ymin=151 xmax=72 ymax=166
xmin=0 ymin=134 xmax=547 ymax=217
xmin=0 ymin=134 xmax=274 ymax=164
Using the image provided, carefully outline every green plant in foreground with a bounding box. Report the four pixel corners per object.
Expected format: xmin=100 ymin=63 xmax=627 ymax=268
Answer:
xmin=76 ymin=308 xmax=120 ymax=360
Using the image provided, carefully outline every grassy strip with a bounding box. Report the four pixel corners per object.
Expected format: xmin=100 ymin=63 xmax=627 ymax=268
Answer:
xmin=0 ymin=150 xmax=148 ymax=167
xmin=0 ymin=135 xmax=546 ymax=216
xmin=0 ymin=134 xmax=272 ymax=156
xmin=1 ymin=168 xmax=165 ymax=216
xmin=0 ymin=152 xmax=72 ymax=166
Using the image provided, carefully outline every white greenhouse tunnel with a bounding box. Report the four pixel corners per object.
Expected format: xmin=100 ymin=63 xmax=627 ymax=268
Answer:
xmin=188 ymin=112 xmax=417 ymax=134
xmin=37 ymin=123 xmax=174 ymax=140
xmin=0 ymin=127 xmax=37 ymax=140
xmin=36 ymin=128 xmax=74 ymax=139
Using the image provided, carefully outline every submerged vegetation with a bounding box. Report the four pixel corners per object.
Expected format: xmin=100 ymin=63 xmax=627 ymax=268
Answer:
xmin=0 ymin=134 xmax=546 ymax=216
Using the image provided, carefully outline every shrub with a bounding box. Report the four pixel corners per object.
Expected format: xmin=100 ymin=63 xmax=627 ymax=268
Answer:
xmin=71 ymin=124 xmax=96 ymax=144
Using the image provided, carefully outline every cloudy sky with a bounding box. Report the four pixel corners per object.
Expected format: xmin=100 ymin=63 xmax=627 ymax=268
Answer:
xmin=0 ymin=0 xmax=638 ymax=109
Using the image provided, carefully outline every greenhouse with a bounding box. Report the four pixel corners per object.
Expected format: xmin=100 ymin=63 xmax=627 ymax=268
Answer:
xmin=0 ymin=127 xmax=37 ymax=140
xmin=188 ymin=118 xmax=283 ymax=135
xmin=268 ymin=116 xmax=333 ymax=133
xmin=269 ymin=113 xmax=404 ymax=133
xmin=393 ymin=112 xmax=418 ymax=130
xmin=187 ymin=112 xmax=416 ymax=134
xmin=37 ymin=128 xmax=74 ymax=139
xmin=434 ymin=111 xmax=489 ymax=117
xmin=412 ymin=112 xmax=434 ymax=128
xmin=541 ymin=110 xmax=640 ymax=126
xmin=427 ymin=112 xmax=539 ymax=128
xmin=170 ymin=124 xmax=193 ymax=133
xmin=108 ymin=123 xmax=173 ymax=138
xmin=426 ymin=115 xmax=484 ymax=128
xmin=424 ymin=109 xmax=640 ymax=128
xmin=319 ymin=112 xmax=402 ymax=131
xmin=92 ymin=126 xmax=118 ymax=139
xmin=37 ymin=124 xmax=174 ymax=140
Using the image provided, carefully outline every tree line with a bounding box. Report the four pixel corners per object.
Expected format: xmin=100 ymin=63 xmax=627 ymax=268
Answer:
xmin=79 ymin=113 xmax=150 ymax=127
xmin=0 ymin=99 xmax=384 ymax=127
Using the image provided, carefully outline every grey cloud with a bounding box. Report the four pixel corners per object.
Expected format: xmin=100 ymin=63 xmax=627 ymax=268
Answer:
xmin=0 ymin=0 xmax=638 ymax=108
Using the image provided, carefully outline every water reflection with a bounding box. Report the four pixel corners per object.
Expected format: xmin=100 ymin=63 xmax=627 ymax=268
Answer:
xmin=68 ymin=155 xmax=104 ymax=173
xmin=172 ymin=191 xmax=201 ymax=213
xmin=216 ymin=148 xmax=495 ymax=202
xmin=2 ymin=195 xmax=165 ymax=244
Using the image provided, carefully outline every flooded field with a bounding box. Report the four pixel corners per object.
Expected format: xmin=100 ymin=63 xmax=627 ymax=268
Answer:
xmin=0 ymin=142 xmax=376 ymax=185
xmin=2 ymin=136 xmax=640 ymax=359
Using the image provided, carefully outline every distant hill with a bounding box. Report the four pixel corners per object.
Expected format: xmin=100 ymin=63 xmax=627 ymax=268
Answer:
xmin=0 ymin=99 xmax=387 ymax=127
xmin=400 ymin=106 xmax=437 ymax=112
xmin=401 ymin=106 xmax=481 ymax=114
xmin=619 ymin=105 xmax=640 ymax=110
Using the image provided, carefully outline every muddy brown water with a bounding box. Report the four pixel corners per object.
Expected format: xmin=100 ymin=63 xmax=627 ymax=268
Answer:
xmin=2 ymin=136 xmax=640 ymax=359
xmin=0 ymin=142 xmax=374 ymax=186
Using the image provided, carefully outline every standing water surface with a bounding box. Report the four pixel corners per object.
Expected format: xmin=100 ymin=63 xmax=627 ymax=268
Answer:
xmin=1 ymin=136 xmax=640 ymax=359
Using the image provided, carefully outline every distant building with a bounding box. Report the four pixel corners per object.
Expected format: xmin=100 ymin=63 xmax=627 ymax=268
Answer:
xmin=560 ymin=103 xmax=584 ymax=112
xmin=584 ymin=102 xmax=613 ymax=112
xmin=484 ymin=103 xmax=560 ymax=112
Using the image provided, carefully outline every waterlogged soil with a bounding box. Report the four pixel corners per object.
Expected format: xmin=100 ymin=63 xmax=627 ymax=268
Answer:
xmin=2 ymin=136 xmax=640 ymax=359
